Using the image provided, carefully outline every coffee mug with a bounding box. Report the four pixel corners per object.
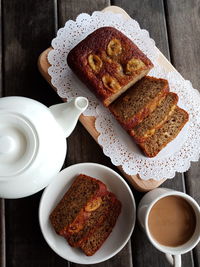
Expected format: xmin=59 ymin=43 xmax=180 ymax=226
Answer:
xmin=138 ymin=188 xmax=200 ymax=267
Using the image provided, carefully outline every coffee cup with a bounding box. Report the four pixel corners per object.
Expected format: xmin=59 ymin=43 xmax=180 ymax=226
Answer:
xmin=138 ymin=188 xmax=200 ymax=267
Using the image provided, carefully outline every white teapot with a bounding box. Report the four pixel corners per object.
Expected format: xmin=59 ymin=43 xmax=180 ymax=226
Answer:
xmin=0 ymin=96 xmax=88 ymax=198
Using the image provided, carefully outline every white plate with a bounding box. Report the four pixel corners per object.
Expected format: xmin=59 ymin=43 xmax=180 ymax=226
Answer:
xmin=39 ymin=163 xmax=136 ymax=264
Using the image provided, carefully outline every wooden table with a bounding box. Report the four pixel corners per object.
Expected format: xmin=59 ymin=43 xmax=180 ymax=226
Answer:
xmin=0 ymin=1 xmax=200 ymax=266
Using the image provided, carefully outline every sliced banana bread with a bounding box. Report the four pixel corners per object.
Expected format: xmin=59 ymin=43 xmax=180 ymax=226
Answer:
xmin=66 ymin=192 xmax=118 ymax=247
xmin=130 ymin=92 xmax=178 ymax=143
xmin=138 ymin=106 xmax=189 ymax=157
xmin=50 ymin=174 xmax=107 ymax=236
xmin=109 ymin=76 xmax=169 ymax=130
xmin=80 ymin=195 xmax=121 ymax=256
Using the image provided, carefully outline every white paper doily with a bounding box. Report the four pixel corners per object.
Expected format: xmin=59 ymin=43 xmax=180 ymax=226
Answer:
xmin=48 ymin=11 xmax=200 ymax=180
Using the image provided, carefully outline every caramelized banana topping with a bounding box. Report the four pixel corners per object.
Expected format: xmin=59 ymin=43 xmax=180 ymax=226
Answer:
xmin=102 ymin=74 xmax=121 ymax=92
xmin=107 ymin=39 xmax=122 ymax=56
xmin=85 ymin=197 xmax=102 ymax=212
xmin=88 ymin=54 xmax=102 ymax=72
xmin=126 ymin=58 xmax=145 ymax=74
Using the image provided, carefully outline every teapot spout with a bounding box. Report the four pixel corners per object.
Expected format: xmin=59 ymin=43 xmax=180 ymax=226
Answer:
xmin=49 ymin=97 xmax=88 ymax=138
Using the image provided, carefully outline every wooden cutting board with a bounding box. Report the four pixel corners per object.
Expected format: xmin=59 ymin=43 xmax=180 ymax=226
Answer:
xmin=38 ymin=5 xmax=178 ymax=191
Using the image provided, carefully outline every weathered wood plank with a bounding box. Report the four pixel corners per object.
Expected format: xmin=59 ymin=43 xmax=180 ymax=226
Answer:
xmin=58 ymin=0 xmax=110 ymax=23
xmin=164 ymin=0 xmax=200 ymax=88
xmin=112 ymin=0 xmax=170 ymax=57
xmin=0 ymin=200 xmax=5 ymax=267
xmin=113 ymin=0 xmax=193 ymax=266
xmin=0 ymin=1 xmax=6 ymax=266
xmin=165 ymin=0 xmax=200 ymax=266
xmin=0 ymin=0 xmax=2 ymax=96
xmin=2 ymin=0 xmax=67 ymax=267
xmin=5 ymin=195 xmax=68 ymax=267
xmin=3 ymin=0 xmax=60 ymax=104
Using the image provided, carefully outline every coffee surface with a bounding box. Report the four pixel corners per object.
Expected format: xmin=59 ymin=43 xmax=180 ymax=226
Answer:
xmin=148 ymin=196 xmax=196 ymax=247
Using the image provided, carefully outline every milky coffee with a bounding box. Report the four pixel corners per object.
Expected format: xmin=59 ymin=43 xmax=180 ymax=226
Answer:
xmin=148 ymin=195 xmax=196 ymax=247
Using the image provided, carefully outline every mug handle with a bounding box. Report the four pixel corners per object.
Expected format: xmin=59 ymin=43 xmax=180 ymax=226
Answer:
xmin=165 ymin=254 xmax=181 ymax=267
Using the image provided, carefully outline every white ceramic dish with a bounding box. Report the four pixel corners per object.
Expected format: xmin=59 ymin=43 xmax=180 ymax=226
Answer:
xmin=39 ymin=163 xmax=136 ymax=264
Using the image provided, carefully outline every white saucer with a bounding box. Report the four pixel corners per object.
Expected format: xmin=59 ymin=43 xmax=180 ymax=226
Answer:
xmin=39 ymin=163 xmax=136 ymax=264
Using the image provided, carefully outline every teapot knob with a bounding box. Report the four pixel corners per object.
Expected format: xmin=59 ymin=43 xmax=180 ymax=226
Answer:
xmin=0 ymin=136 xmax=15 ymax=154
xmin=0 ymin=112 xmax=38 ymax=178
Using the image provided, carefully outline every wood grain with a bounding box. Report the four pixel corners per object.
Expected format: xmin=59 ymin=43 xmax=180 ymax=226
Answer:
xmin=0 ymin=200 xmax=5 ymax=267
xmin=58 ymin=0 xmax=111 ymax=23
xmin=0 ymin=0 xmax=2 ymax=96
xmin=112 ymin=0 xmax=170 ymax=58
xmin=0 ymin=1 xmax=6 ymax=266
xmin=2 ymin=0 xmax=59 ymax=103
xmin=165 ymin=0 xmax=200 ymax=266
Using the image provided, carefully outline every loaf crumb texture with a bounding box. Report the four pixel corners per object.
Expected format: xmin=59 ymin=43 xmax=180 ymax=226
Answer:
xmin=139 ymin=106 xmax=189 ymax=157
xmin=80 ymin=195 xmax=121 ymax=256
xmin=50 ymin=174 xmax=107 ymax=235
xmin=66 ymin=192 xmax=118 ymax=247
xmin=109 ymin=76 xmax=169 ymax=129
xmin=131 ymin=92 xmax=178 ymax=142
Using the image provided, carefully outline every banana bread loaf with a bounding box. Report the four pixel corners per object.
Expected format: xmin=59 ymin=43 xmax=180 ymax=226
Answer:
xmin=66 ymin=192 xmax=118 ymax=248
xmin=80 ymin=194 xmax=121 ymax=256
xmin=130 ymin=92 xmax=178 ymax=143
xmin=138 ymin=106 xmax=189 ymax=157
xmin=50 ymin=174 xmax=107 ymax=236
xmin=109 ymin=76 xmax=169 ymax=130
xmin=67 ymin=27 xmax=153 ymax=106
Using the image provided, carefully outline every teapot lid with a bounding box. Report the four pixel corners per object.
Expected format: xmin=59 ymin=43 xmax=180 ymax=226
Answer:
xmin=0 ymin=112 xmax=38 ymax=178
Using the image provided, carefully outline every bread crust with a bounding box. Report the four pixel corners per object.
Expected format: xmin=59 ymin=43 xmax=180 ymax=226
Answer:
xmin=67 ymin=27 xmax=153 ymax=106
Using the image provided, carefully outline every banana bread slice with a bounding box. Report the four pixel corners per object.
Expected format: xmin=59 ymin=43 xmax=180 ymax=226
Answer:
xmin=67 ymin=27 xmax=153 ymax=106
xmin=80 ymin=195 xmax=121 ymax=256
xmin=138 ymin=106 xmax=189 ymax=157
xmin=109 ymin=76 xmax=169 ymax=130
xmin=130 ymin=92 xmax=178 ymax=143
xmin=50 ymin=174 xmax=107 ymax=236
xmin=66 ymin=192 xmax=118 ymax=247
